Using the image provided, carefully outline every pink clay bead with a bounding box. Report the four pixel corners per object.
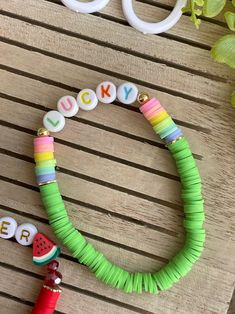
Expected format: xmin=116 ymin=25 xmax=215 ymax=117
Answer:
xmin=34 ymin=144 xmax=54 ymax=153
xmin=145 ymin=107 xmax=165 ymax=120
xmin=144 ymin=104 xmax=163 ymax=117
xmin=139 ymin=98 xmax=161 ymax=113
xmin=34 ymin=136 xmax=54 ymax=145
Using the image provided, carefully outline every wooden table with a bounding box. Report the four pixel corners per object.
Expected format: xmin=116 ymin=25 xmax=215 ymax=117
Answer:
xmin=0 ymin=1 xmax=235 ymax=313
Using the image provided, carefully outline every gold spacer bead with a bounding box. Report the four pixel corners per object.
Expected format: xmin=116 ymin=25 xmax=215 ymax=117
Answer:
xmin=165 ymin=136 xmax=184 ymax=147
xmin=137 ymin=92 xmax=150 ymax=105
xmin=43 ymin=285 xmax=62 ymax=293
xmin=38 ymin=180 xmax=57 ymax=186
xmin=37 ymin=128 xmax=50 ymax=137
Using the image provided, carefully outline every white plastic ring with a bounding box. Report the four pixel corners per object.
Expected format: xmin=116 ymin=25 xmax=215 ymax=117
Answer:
xmin=122 ymin=0 xmax=187 ymax=34
xmin=61 ymin=0 xmax=110 ymax=13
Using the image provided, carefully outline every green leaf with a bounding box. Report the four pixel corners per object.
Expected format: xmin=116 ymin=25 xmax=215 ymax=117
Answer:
xmin=231 ymin=91 xmax=235 ymax=107
xmin=211 ymin=35 xmax=235 ymax=68
xmin=233 ymin=0 xmax=235 ymax=7
xmin=224 ymin=11 xmax=235 ymax=31
xmin=195 ymin=0 xmax=204 ymax=6
xmin=182 ymin=7 xmax=191 ymax=13
xmin=203 ymin=0 xmax=226 ymax=17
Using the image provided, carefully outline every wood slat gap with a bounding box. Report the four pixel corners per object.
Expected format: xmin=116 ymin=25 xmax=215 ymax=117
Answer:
xmin=0 ymin=171 xmax=181 ymax=238
xmin=0 ymin=150 xmax=182 ymax=234
xmin=92 ymin=12 xmax=212 ymax=51
xmin=0 ymin=118 xmax=185 ymax=179
xmin=1 ymin=9 xmax=231 ymax=85
xmin=0 ymin=67 xmax=215 ymax=137
xmin=49 ymin=0 xmax=228 ymax=32
xmin=0 ymin=95 xmax=204 ymax=163
xmin=0 ymin=292 xmax=37 ymax=312
xmin=0 ymin=71 xmax=210 ymax=139
xmin=135 ymin=0 xmax=228 ymax=27
xmin=0 ymin=261 xmax=151 ymax=314
xmin=0 ymin=204 xmax=170 ymax=264
xmin=0 ymin=146 xmax=182 ymax=211
xmin=0 ymin=36 xmax=222 ymax=108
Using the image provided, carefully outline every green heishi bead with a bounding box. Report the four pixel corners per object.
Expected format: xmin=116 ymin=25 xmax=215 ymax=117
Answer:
xmin=36 ymin=112 xmax=205 ymax=294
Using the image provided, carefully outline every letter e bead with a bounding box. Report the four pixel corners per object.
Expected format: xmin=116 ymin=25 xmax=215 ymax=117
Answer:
xmin=0 ymin=217 xmax=18 ymax=239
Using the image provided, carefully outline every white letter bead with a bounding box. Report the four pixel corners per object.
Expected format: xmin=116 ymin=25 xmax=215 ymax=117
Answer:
xmin=96 ymin=81 xmax=116 ymax=104
xmin=77 ymin=89 xmax=98 ymax=111
xmin=43 ymin=110 xmax=65 ymax=133
xmin=15 ymin=223 xmax=38 ymax=246
xmin=0 ymin=217 xmax=18 ymax=239
xmin=57 ymin=96 xmax=79 ymax=117
xmin=117 ymin=82 xmax=138 ymax=105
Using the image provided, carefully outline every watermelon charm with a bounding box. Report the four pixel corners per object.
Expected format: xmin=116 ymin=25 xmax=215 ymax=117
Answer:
xmin=33 ymin=233 xmax=61 ymax=266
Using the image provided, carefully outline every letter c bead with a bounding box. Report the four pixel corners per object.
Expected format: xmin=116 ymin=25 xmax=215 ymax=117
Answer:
xmin=77 ymin=89 xmax=98 ymax=111
xmin=57 ymin=96 xmax=79 ymax=117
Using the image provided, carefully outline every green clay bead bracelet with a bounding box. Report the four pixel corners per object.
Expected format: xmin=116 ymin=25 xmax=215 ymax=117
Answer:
xmin=33 ymin=91 xmax=205 ymax=294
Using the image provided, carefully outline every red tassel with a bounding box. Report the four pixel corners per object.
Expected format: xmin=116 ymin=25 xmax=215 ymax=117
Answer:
xmin=31 ymin=285 xmax=61 ymax=314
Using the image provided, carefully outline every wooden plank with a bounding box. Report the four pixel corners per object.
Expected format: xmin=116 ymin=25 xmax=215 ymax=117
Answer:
xmin=1 ymin=120 xmax=235 ymax=242
xmin=0 ymin=126 xmax=183 ymax=231
xmin=0 ymin=264 xmax=136 ymax=314
xmin=0 ymin=61 xmax=213 ymax=157
xmin=1 ymin=0 xmax=233 ymax=81
xmin=0 ymin=15 xmax=233 ymax=106
xmin=1 ymin=2 xmax=235 ymax=312
xmin=1 ymin=99 xmax=235 ymax=240
xmin=0 ymin=295 xmax=32 ymax=314
xmin=0 ymin=233 xmax=234 ymax=313
xmin=1 ymin=101 xmax=233 ymax=233
xmin=1 ymin=152 xmax=235 ymax=273
xmin=2 ymin=95 xmax=235 ymax=213
xmin=0 ymin=91 xmax=204 ymax=173
xmin=102 ymin=0 xmax=231 ymax=45
xmin=0 ymin=181 xmax=165 ymax=273
xmin=0 ymin=158 xmax=184 ymax=260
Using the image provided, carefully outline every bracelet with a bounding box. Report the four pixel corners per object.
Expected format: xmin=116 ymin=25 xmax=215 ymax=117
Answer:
xmin=33 ymin=81 xmax=205 ymax=294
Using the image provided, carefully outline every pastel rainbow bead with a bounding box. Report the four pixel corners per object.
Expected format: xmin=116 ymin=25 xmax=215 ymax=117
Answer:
xmin=36 ymin=160 xmax=57 ymax=168
xmin=149 ymin=111 xmax=169 ymax=126
xmin=145 ymin=106 xmax=165 ymax=120
xmin=34 ymin=152 xmax=54 ymax=162
xmin=34 ymin=144 xmax=55 ymax=153
xmin=139 ymin=98 xmax=183 ymax=144
xmin=165 ymin=129 xmax=183 ymax=143
xmin=34 ymin=136 xmax=56 ymax=185
xmin=139 ymin=98 xmax=160 ymax=114
xmin=34 ymin=136 xmax=54 ymax=145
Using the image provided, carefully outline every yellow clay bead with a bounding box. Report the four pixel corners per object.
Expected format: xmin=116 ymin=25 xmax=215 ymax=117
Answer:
xmin=149 ymin=111 xmax=169 ymax=125
xmin=34 ymin=152 xmax=54 ymax=162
